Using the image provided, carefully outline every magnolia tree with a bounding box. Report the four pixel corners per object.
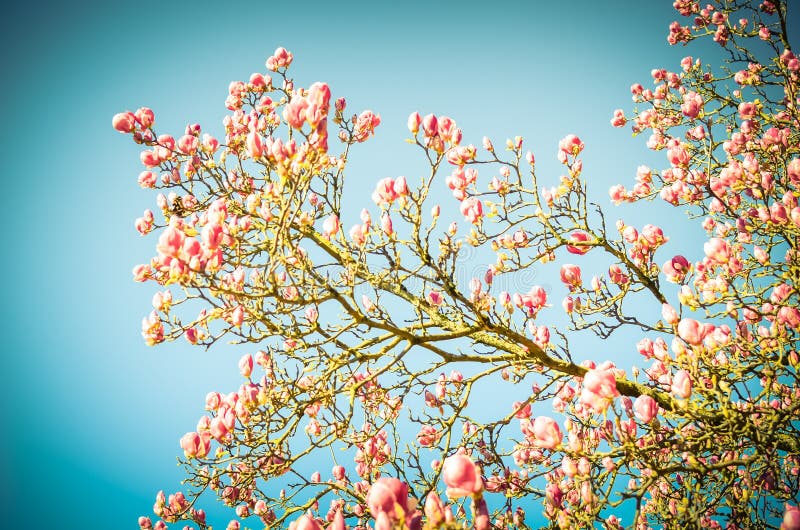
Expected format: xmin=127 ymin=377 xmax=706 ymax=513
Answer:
xmin=114 ymin=1 xmax=800 ymax=528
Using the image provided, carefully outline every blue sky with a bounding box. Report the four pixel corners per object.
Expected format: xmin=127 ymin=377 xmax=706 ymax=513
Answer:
xmin=2 ymin=0 xmax=789 ymax=527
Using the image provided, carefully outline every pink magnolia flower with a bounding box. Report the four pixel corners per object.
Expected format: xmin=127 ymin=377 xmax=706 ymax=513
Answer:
xmin=135 ymin=107 xmax=155 ymax=128
xmin=760 ymin=126 xmax=790 ymax=151
xmin=180 ymin=431 xmax=211 ymax=459
xmin=427 ymin=291 xmax=443 ymax=306
xmin=362 ymin=295 xmax=376 ymax=313
xmin=672 ymin=370 xmax=693 ymax=399
xmin=533 ymin=325 xmax=550 ymax=347
xmin=633 ymin=395 xmax=659 ymax=423
xmin=209 ymin=417 xmax=229 ymax=441
xmin=498 ymin=291 xmax=512 ymax=308
xmin=184 ymin=327 xmax=198 ymax=344
xmin=562 ymin=296 xmax=575 ymax=313
xmin=249 ymin=72 xmax=268 ymax=89
xmin=202 ymin=223 xmax=224 ymax=250
xmin=783 ymin=504 xmax=800 ymax=530
xmin=138 ymin=171 xmax=157 ymax=188
xmin=460 ymin=197 xmax=483 ymax=224
xmin=373 ymin=513 xmax=391 ymax=530
xmin=112 ymin=112 xmax=137 ymax=133
xmin=266 ymin=47 xmax=293 ymax=71
xmin=424 ymin=492 xmax=448 ymax=526
xmin=422 ymin=114 xmax=438 ymax=137
xmin=738 ymin=101 xmax=757 ymax=119
xmin=177 ymin=134 xmax=198 ymax=155
xmin=529 ymin=285 xmax=548 ymax=307
xmin=393 ymin=176 xmax=409 ymax=198
xmin=610 ymin=109 xmax=627 ymax=127
xmin=637 ymin=338 xmax=654 ymax=358
xmin=515 ymin=286 xmax=548 ymax=315
xmin=140 ymin=150 xmax=160 ymax=168
xmin=778 ymin=306 xmax=800 ymax=330
xmin=681 ymin=91 xmax=703 ymax=118
xmin=329 ymin=510 xmax=345 ymax=530
xmin=566 ymin=231 xmax=591 ymax=255
xmin=608 ymin=264 xmax=629 ymax=286
xmin=558 ymin=134 xmax=584 ymax=158
xmin=583 ymin=368 xmax=618 ymax=396
xmin=609 ymin=184 xmax=629 ymax=204
xmin=619 ymin=418 xmax=637 ymax=440
xmin=560 ymin=264 xmax=582 ymax=290
xmin=580 ymin=368 xmax=620 ymax=414
xmin=380 ymin=213 xmax=394 ymax=237
xmin=561 ymin=456 xmax=577 ymax=477
xmin=366 ymin=477 xmax=410 ymax=519
xmin=284 ymin=96 xmax=309 ymax=129
xmin=322 ymin=215 xmax=340 ymax=238
xmin=525 ymin=150 xmax=535 ymax=165
xmin=238 ymin=354 xmax=253 ymax=378
xmin=787 ymin=158 xmax=800 ymax=186
xmin=407 ymin=112 xmax=421 ymax=134
xmin=446 ymin=145 xmax=476 ymax=166
xmin=231 ymin=305 xmax=245 ymax=327
xmin=677 ymin=318 xmax=704 ymax=346
xmin=246 ymin=131 xmax=264 ymax=159
xmin=640 ymin=224 xmax=666 ymax=247
xmin=332 ymin=465 xmax=346 ymax=481
xmin=228 ymin=80 xmax=246 ymax=99
xmin=353 ymin=111 xmax=381 ymax=142
xmin=141 ymin=311 xmax=164 ymax=346
xmin=662 ymin=255 xmax=690 ymax=282
xmin=576 ymin=457 xmax=591 ymax=476
xmin=205 ymin=392 xmax=222 ymax=411
xmin=291 ymin=515 xmax=323 ymax=530
xmin=530 ymin=416 xmax=562 ymax=449
xmin=512 ymin=401 xmax=531 ymax=419
xmin=667 ymin=144 xmax=690 ymax=167
xmin=446 ymin=167 xmax=474 ymax=199
xmin=442 ymin=452 xmax=483 ymax=498
xmin=304 ymin=308 xmax=319 ymax=324
xmin=349 ymin=224 xmax=366 ymax=246
xmin=704 ymin=237 xmax=731 ymax=264
xmin=200 ymin=134 xmax=219 ymax=154
xmin=416 ymin=425 xmax=440 ymax=447
xmin=545 ymin=483 xmax=563 ymax=509
xmin=305 ymin=82 xmax=330 ymax=123
xmin=136 ymin=211 xmax=155 ymax=235
xmin=436 ymin=115 xmax=457 ymax=141
xmin=661 ymin=303 xmax=679 ymax=324
xmin=372 ymin=177 xmax=399 ymax=206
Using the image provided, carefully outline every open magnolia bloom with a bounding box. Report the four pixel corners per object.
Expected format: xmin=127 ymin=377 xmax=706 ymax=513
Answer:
xmin=116 ymin=2 xmax=800 ymax=529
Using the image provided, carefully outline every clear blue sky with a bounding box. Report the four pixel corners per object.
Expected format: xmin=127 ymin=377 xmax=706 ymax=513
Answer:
xmin=2 ymin=1 xmax=790 ymax=528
